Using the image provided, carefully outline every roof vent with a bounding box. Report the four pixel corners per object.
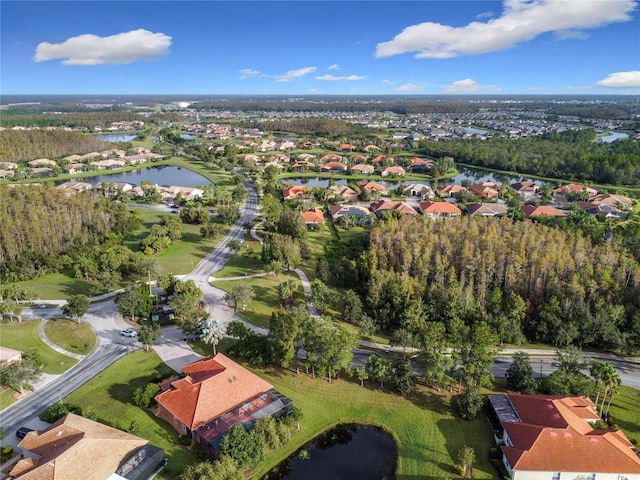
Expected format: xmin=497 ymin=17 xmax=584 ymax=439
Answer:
xmin=549 ymin=432 xmax=557 ymax=436
xmin=564 ymin=432 xmax=572 ymax=437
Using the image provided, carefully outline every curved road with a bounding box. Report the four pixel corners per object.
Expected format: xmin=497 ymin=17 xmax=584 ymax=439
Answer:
xmin=2 ymin=178 xmax=639 ymax=448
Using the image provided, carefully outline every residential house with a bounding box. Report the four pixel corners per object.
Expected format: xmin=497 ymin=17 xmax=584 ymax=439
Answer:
xmin=553 ymin=183 xmax=598 ymax=197
xmin=510 ymin=181 xmax=539 ymax=198
xmin=258 ymin=140 xmax=276 ymax=152
xmin=321 ymin=162 xmax=348 ymax=173
xmin=588 ymin=193 xmax=633 ymax=211
xmin=0 ymin=346 xmax=21 ymax=366
xmin=282 ymin=185 xmax=308 ymax=200
xmin=278 ymin=140 xmax=296 ymax=150
xmin=63 ymin=154 xmax=83 ymax=162
xmin=242 ymin=154 xmax=261 ymax=164
xmin=100 ymin=148 xmax=126 ymax=158
xmin=360 ymin=181 xmax=388 ymax=196
xmin=262 ymin=160 xmax=285 ymax=171
xmin=30 ymin=167 xmax=54 ymax=177
xmin=155 ymin=354 xmax=293 ymax=453
xmin=62 ymin=163 xmax=87 ymax=174
xmin=56 ymin=181 xmax=93 ymax=195
xmin=419 ymin=201 xmax=462 ymax=219
xmin=301 ymin=208 xmax=326 ymax=225
xmin=381 ymin=166 xmax=406 ymax=177
xmin=436 ymin=184 xmax=469 ymax=198
xmin=27 ymin=159 xmax=57 ymax=168
xmin=370 ymin=200 xmax=418 ymax=217
xmin=403 ymin=183 xmax=435 ymax=200
xmin=290 ymin=161 xmax=316 ymax=171
xmin=90 ymin=159 xmax=126 ymax=170
xmin=327 ymin=185 xmax=358 ymax=202
xmin=372 ymin=155 xmax=394 ymax=164
xmin=468 ymin=182 xmax=501 ymax=199
xmin=408 ymin=157 xmax=433 ymax=171
xmin=319 ymin=153 xmax=343 ymax=163
xmin=350 ymin=154 xmax=369 ymax=165
xmin=0 ymin=162 xmax=19 ymax=171
xmin=270 ymin=153 xmax=290 ymax=163
xmin=577 ymin=202 xmax=622 ymax=219
xmin=466 ymin=202 xmax=508 ymax=217
xmin=521 ymin=205 xmax=567 ymax=218
xmin=363 ymin=145 xmax=382 ymax=153
xmin=11 ymin=413 xmax=166 ymax=480
xmin=0 ymin=170 xmax=15 ymax=179
xmin=340 ymin=143 xmax=355 ymax=152
xmin=329 ymin=204 xmax=371 ymax=224
xmin=296 ymin=153 xmax=316 ymax=162
xmin=488 ymin=394 xmax=640 ymax=480
xmin=351 ymin=164 xmax=375 ymax=175
xmin=156 ymin=186 xmax=204 ymax=202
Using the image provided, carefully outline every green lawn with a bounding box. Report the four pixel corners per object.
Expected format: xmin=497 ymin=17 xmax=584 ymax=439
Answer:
xmin=0 ymin=319 xmax=78 ymax=374
xmin=212 ymin=271 xmax=302 ymax=327
xmin=608 ymin=385 xmax=640 ymax=445
xmin=43 ymin=318 xmax=97 ymax=355
xmin=17 ymin=270 xmax=91 ymax=299
xmin=249 ymin=364 xmax=498 ymax=480
xmin=62 ymin=349 xmax=196 ymax=479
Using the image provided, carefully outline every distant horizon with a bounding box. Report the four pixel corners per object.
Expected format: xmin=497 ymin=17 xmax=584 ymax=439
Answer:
xmin=2 ymin=1 xmax=639 ymax=96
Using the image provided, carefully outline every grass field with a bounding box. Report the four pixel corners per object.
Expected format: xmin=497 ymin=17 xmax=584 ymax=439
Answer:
xmin=608 ymin=385 xmax=640 ymax=445
xmin=62 ymin=349 xmax=196 ymax=479
xmin=43 ymin=318 xmax=97 ymax=355
xmin=248 ymin=364 xmax=498 ymax=480
xmin=0 ymin=319 xmax=78 ymax=374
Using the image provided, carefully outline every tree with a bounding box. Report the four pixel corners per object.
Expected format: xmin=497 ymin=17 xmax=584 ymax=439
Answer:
xmin=62 ymin=294 xmax=90 ymax=323
xmin=419 ymin=321 xmax=451 ymax=390
xmin=353 ymin=363 xmax=369 ymax=387
xmin=366 ymin=354 xmax=392 ymax=388
xmin=277 ymin=279 xmax=298 ymax=306
xmin=218 ymin=204 xmax=240 ymax=225
xmin=259 ymin=194 xmax=284 ymax=225
xmin=454 ymin=321 xmax=499 ymax=389
xmin=459 ymin=384 xmax=485 ymax=420
xmin=200 ymin=222 xmax=224 ymax=240
xmin=277 ymin=206 xmax=307 ymax=240
xmin=506 ymin=351 xmax=537 ymax=393
xmin=0 ymin=299 xmax=23 ymax=323
xmin=180 ymin=456 xmax=242 ymax=480
xmin=200 ymin=317 xmax=225 ymax=354
xmin=590 ymin=360 xmax=611 ymax=410
xmin=0 ymin=354 xmax=42 ymax=395
xmin=553 ymin=345 xmax=586 ymax=375
xmin=393 ymin=358 xmax=415 ymax=396
xmin=116 ymin=285 xmax=152 ymax=322
xmin=220 ymin=423 xmax=264 ymax=469
xmin=268 ymin=308 xmax=304 ymax=369
xmin=224 ymin=284 xmax=255 ymax=312
xmin=309 ymin=279 xmax=333 ymax=315
xmin=138 ymin=322 xmax=161 ymax=352
xmin=457 ymin=446 xmax=476 ymax=479
xmin=261 ymin=233 xmax=301 ymax=272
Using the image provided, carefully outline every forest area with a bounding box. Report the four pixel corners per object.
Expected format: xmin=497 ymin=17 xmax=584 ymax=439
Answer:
xmin=340 ymin=215 xmax=640 ymax=353
xmin=0 ymin=130 xmax=110 ymax=162
xmin=417 ymin=129 xmax=640 ymax=187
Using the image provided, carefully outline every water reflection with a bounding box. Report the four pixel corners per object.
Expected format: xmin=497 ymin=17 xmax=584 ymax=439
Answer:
xmin=55 ymin=165 xmax=211 ymax=188
xmin=94 ymin=134 xmax=138 ymax=142
xmin=265 ymin=424 xmax=396 ymax=480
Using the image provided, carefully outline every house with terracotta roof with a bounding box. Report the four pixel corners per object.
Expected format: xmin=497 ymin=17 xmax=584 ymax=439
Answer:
xmin=370 ymin=200 xmax=418 ymax=217
xmin=363 ymin=145 xmax=382 ymax=153
xmin=488 ymin=394 xmax=640 ymax=480
xmin=468 ymin=182 xmax=501 ymax=198
xmin=327 ymin=185 xmax=358 ymax=203
xmin=301 ymin=208 xmax=326 ymax=225
xmin=290 ymin=161 xmax=316 ymax=171
xmin=588 ymin=193 xmax=633 ymax=211
xmin=372 ymin=155 xmax=394 ymax=164
xmin=319 ymin=153 xmax=343 ymax=163
xmin=360 ymin=181 xmax=388 ymax=195
xmin=282 ymin=185 xmax=308 ymax=200
xmin=553 ymin=183 xmax=598 ymax=197
xmin=11 ymin=413 xmax=166 ymax=480
xmin=321 ymin=161 xmax=348 ymax=173
xmin=419 ymin=201 xmax=462 ymax=219
xmin=155 ymin=354 xmax=293 ymax=453
xmin=466 ymin=202 xmax=508 ymax=217
xmin=381 ymin=166 xmax=406 ymax=177
xmin=340 ymin=143 xmax=355 ymax=152
xmin=521 ymin=205 xmax=567 ymax=218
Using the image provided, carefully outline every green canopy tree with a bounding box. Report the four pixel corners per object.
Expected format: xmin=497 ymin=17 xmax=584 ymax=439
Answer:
xmin=62 ymin=294 xmax=90 ymax=324
xmin=506 ymin=351 xmax=537 ymax=393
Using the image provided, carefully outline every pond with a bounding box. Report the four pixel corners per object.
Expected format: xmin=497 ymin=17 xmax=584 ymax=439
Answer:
xmin=94 ymin=133 xmax=138 ymax=142
xmin=56 ymin=165 xmax=211 ymax=188
xmin=265 ymin=424 xmax=397 ymax=480
xmin=180 ymin=134 xmax=196 ymax=140
xmin=597 ymin=131 xmax=629 ymax=143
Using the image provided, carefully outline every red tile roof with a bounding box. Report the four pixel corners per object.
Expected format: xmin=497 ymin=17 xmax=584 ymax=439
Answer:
xmin=361 ymin=181 xmax=388 ymax=193
xmin=501 ymin=395 xmax=640 ymax=475
xmin=155 ymin=354 xmax=273 ymax=431
xmin=282 ymin=185 xmax=306 ymax=200
xmin=370 ymin=200 xmax=418 ymax=215
xmin=301 ymin=208 xmax=325 ymax=224
xmin=521 ymin=205 xmax=567 ymax=217
xmin=419 ymin=201 xmax=462 ymax=215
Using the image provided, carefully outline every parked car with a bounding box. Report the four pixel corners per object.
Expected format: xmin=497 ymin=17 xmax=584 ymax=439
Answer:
xmin=16 ymin=427 xmax=34 ymax=440
xmin=120 ymin=328 xmax=137 ymax=337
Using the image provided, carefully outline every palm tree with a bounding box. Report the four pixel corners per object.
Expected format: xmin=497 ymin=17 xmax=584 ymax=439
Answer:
xmin=589 ymin=360 xmax=609 ymax=410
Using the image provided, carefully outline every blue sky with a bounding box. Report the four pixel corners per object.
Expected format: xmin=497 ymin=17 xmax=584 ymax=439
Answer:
xmin=2 ymin=0 xmax=639 ymax=95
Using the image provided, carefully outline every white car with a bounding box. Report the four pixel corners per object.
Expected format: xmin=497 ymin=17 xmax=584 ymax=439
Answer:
xmin=120 ymin=328 xmax=137 ymax=337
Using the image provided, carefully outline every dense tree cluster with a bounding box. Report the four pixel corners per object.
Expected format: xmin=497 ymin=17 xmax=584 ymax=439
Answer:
xmin=0 ymin=130 xmax=109 ymax=162
xmin=0 ymin=186 xmax=142 ymax=281
xmin=356 ymin=215 xmax=639 ymax=352
xmin=417 ymin=132 xmax=640 ymax=186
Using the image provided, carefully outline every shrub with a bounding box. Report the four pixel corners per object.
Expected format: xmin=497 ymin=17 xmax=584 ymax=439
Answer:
xmin=132 ymin=383 xmax=161 ymax=408
xmin=39 ymin=403 xmax=82 ymax=423
xmin=178 ymin=435 xmax=192 ymax=447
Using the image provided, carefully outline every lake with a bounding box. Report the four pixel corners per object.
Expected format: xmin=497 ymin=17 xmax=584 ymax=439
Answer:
xmin=94 ymin=134 xmax=138 ymax=142
xmin=264 ymin=424 xmax=396 ymax=480
xmin=57 ymin=165 xmax=211 ymax=188
xmin=598 ymin=131 xmax=629 ymax=143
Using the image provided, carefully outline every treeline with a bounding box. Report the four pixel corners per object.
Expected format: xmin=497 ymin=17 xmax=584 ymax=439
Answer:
xmin=0 ymin=130 xmax=109 ymax=162
xmin=247 ymin=118 xmax=367 ymax=136
xmin=0 ymin=185 xmax=141 ymax=281
xmin=351 ymin=216 xmax=639 ymax=352
xmin=0 ymin=110 xmax=147 ymax=129
xmin=417 ymin=132 xmax=640 ymax=186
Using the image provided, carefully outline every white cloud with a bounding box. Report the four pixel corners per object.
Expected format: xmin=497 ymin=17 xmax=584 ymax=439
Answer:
xmin=316 ymin=74 xmax=368 ymax=81
xmin=565 ymin=85 xmax=594 ymax=91
xmin=595 ymin=71 xmax=640 ymax=88
xmin=328 ymin=64 xmax=340 ymax=70
xmin=381 ymin=79 xmax=397 ymax=86
xmin=34 ymin=29 xmax=171 ymax=65
xmin=442 ymin=78 xmax=501 ymax=93
xmin=238 ymin=68 xmax=262 ymax=79
xmin=376 ymin=0 xmax=636 ymax=59
xmin=274 ymin=66 xmax=317 ymax=83
xmin=396 ymin=83 xmax=424 ymax=92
